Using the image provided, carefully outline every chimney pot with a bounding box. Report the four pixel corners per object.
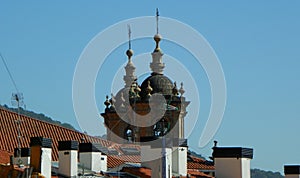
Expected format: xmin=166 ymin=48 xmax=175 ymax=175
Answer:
xmin=284 ymin=165 xmax=300 ymax=177
xmin=213 ymin=147 xmax=253 ymax=178
xmin=30 ymin=137 xmax=52 ymax=178
xmin=58 ymin=140 xmax=78 ymax=177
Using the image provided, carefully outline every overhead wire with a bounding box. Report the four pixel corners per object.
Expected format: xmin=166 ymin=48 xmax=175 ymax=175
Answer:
xmin=0 ymin=53 xmax=19 ymax=93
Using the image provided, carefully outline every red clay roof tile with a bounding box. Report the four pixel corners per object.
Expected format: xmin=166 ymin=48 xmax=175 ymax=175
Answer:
xmin=122 ymin=167 xmax=151 ymax=178
xmin=187 ymin=170 xmax=214 ymax=178
xmin=0 ymin=149 xmax=11 ymax=164
xmin=0 ymin=107 xmax=140 ymax=165
xmin=187 ymin=155 xmax=215 ymax=170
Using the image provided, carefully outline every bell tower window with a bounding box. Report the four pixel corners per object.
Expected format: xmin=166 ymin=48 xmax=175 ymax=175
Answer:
xmin=125 ymin=127 xmax=133 ymax=142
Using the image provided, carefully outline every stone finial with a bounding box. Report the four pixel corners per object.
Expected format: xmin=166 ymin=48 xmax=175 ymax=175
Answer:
xmin=172 ymin=82 xmax=179 ymax=96
xmin=134 ymin=83 xmax=141 ymax=98
xmin=104 ymin=95 xmax=110 ymax=108
xmin=129 ymin=81 xmax=141 ymax=99
xmin=109 ymin=93 xmax=116 ymax=110
xmin=146 ymin=80 xmax=153 ymax=98
xmin=179 ymin=82 xmax=185 ymax=96
xmin=129 ymin=83 xmax=135 ymax=98
xmin=119 ymin=92 xmax=126 ymax=110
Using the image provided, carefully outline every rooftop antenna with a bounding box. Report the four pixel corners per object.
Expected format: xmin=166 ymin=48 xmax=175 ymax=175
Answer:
xmin=11 ymin=93 xmax=24 ymax=167
xmin=1 ymin=53 xmax=25 ymax=167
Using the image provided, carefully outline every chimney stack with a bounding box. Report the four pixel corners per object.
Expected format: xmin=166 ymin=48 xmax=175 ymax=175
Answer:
xmin=213 ymin=147 xmax=253 ymax=178
xmin=58 ymin=141 xmax=78 ymax=177
xmin=14 ymin=147 xmax=30 ymax=166
xmin=30 ymin=137 xmax=52 ymax=178
xmin=140 ymin=137 xmax=173 ymax=178
xmin=79 ymin=143 xmax=107 ymax=172
xmin=172 ymin=138 xmax=188 ymax=176
xmin=284 ymin=165 xmax=300 ymax=178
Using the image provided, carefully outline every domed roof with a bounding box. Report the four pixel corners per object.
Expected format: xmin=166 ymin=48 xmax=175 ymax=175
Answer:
xmin=140 ymin=74 xmax=173 ymax=99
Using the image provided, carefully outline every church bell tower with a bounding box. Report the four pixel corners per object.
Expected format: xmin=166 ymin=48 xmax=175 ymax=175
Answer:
xmin=101 ymin=12 xmax=190 ymax=144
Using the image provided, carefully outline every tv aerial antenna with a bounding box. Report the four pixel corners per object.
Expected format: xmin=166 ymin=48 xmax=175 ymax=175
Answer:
xmin=11 ymin=92 xmax=25 ymax=167
xmin=1 ymin=53 xmax=25 ymax=167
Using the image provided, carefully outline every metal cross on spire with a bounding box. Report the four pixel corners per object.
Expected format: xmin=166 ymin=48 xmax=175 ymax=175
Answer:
xmin=127 ymin=24 xmax=132 ymax=49
xmin=156 ymin=8 xmax=159 ymax=34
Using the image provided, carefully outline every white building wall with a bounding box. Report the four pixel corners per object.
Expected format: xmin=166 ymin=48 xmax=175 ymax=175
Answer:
xmin=215 ymin=157 xmax=251 ymax=178
xmin=241 ymin=157 xmax=251 ymax=178
xmin=100 ymin=155 xmax=107 ymax=172
xmin=286 ymin=175 xmax=300 ymax=178
xmin=58 ymin=150 xmax=78 ymax=177
xmin=79 ymin=152 xmax=102 ymax=172
xmin=172 ymin=147 xmax=187 ymax=176
xmin=40 ymin=148 xmax=52 ymax=178
xmin=141 ymin=146 xmax=172 ymax=178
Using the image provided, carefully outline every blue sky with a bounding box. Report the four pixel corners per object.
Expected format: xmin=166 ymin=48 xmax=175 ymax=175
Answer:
xmin=1 ymin=1 xmax=300 ymax=174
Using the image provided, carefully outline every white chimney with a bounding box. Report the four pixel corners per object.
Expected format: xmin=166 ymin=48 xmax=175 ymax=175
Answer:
xmin=58 ymin=141 xmax=78 ymax=177
xmin=213 ymin=147 xmax=253 ymax=178
xmin=284 ymin=165 xmax=300 ymax=178
xmin=14 ymin=147 xmax=30 ymax=166
xmin=79 ymin=143 xmax=107 ymax=172
xmin=100 ymin=154 xmax=107 ymax=172
xmin=172 ymin=139 xmax=188 ymax=176
xmin=141 ymin=137 xmax=172 ymax=178
xmin=30 ymin=137 xmax=52 ymax=178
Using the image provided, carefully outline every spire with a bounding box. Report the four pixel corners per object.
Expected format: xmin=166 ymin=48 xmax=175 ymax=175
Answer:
xmin=154 ymin=8 xmax=162 ymax=52
xmin=124 ymin=24 xmax=137 ymax=87
xmin=150 ymin=8 xmax=165 ymax=75
xmin=128 ymin=24 xmax=132 ymax=49
xmin=156 ymin=8 xmax=159 ymax=35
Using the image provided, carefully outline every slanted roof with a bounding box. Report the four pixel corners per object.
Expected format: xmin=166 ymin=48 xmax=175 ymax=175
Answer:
xmin=187 ymin=170 xmax=214 ymax=178
xmin=187 ymin=155 xmax=215 ymax=170
xmin=122 ymin=167 xmax=151 ymax=178
xmin=0 ymin=107 xmax=140 ymax=165
xmin=107 ymin=155 xmax=141 ymax=168
xmin=0 ymin=149 xmax=11 ymax=164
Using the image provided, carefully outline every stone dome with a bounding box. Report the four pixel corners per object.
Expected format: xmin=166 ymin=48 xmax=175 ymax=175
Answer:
xmin=140 ymin=74 xmax=173 ymax=99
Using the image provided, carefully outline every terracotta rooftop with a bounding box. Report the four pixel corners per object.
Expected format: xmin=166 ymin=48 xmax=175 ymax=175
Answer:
xmin=120 ymin=167 xmax=214 ymax=178
xmin=0 ymin=149 xmax=11 ymax=164
xmin=122 ymin=167 xmax=151 ymax=178
xmin=107 ymin=155 xmax=141 ymax=168
xmin=187 ymin=155 xmax=215 ymax=170
xmin=187 ymin=170 xmax=214 ymax=178
xmin=0 ymin=106 xmax=140 ymax=165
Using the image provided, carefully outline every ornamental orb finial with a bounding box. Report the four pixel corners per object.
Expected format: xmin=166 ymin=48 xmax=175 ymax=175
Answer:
xmin=126 ymin=49 xmax=134 ymax=59
xmin=153 ymin=34 xmax=162 ymax=52
xmin=154 ymin=34 xmax=162 ymax=43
